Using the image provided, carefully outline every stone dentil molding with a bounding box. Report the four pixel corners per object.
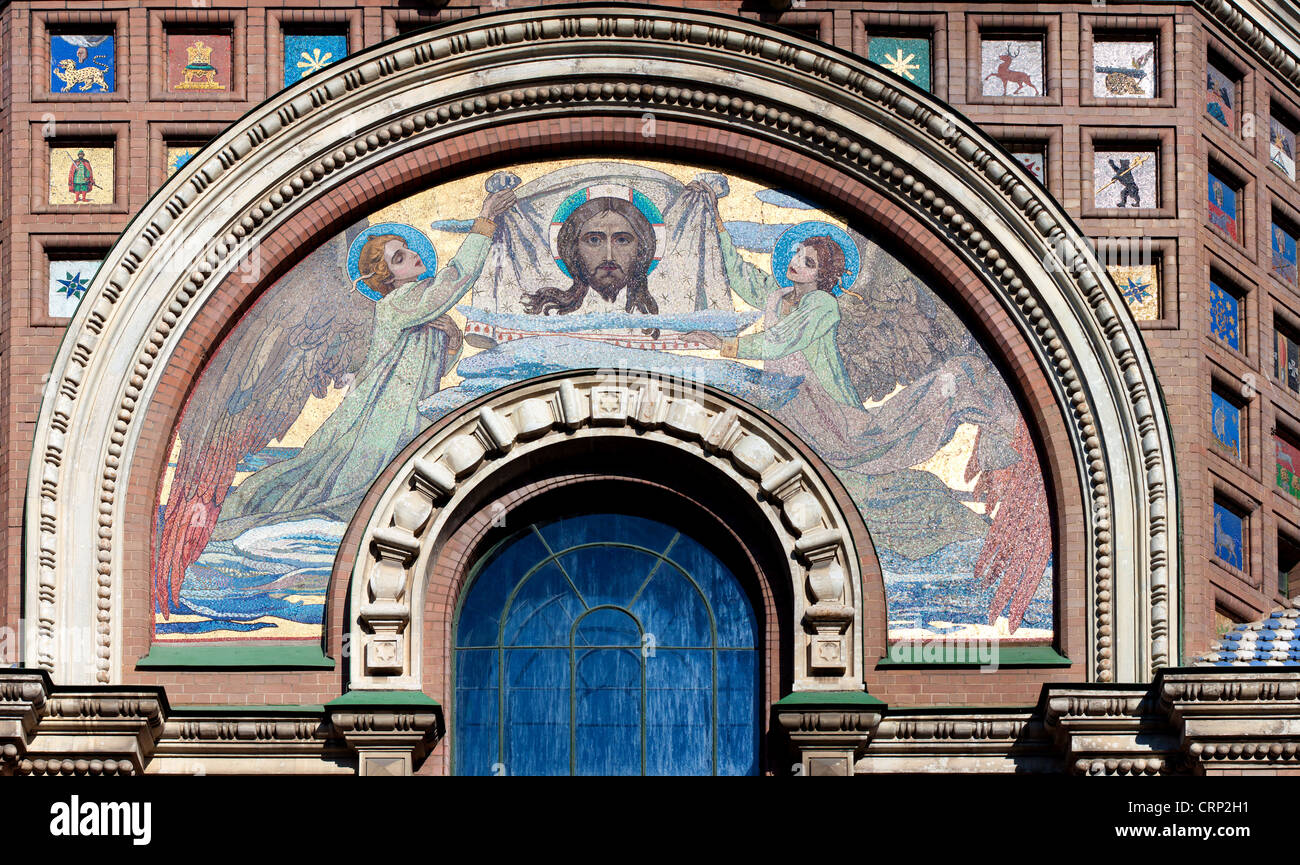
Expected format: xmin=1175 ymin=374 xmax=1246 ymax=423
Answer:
xmin=24 ymin=5 xmax=1178 ymax=685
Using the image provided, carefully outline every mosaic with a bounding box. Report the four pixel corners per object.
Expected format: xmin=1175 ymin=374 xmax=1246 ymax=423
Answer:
xmin=1208 ymin=172 xmax=1239 ymax=241
xmin=1093 ymin=39 xmax=1156 ymax=99
xmin=1108 ymin=262 xmax=1158 ymax=321
xmin=1274 ymin=222 xmax=1298 ymax=286
xmin=1209 ymin=279 xmax=1240 ymax=350
xmin=167 ymin=33 xmax=231 ymax=92
xmin=1211 ymin=391 xmax=1241 ymax=460
xmin=1278 ymin=435 xmax=1300 ymax=500
xmin=980 ymin=39 xmax=1043 ymax=97
xmin=166 ymin=145 xmax=199 ymax=178
xmin=1213 ymin=501 xmax=1244 ymax=571
xmin=1272 ymin=115 xmax=1297 ymax=180
xmin=47 ymin=258 xmax=100 ymax=319
xmin=1276 ymin=326 xmax=1300 ymax=396
xmin=1206 ymin=62 xmax=1236 ymax=130
xmin=48 ymin=146 xmax=112 ymax=205
xmin=1093 ymin=150 xmax=1156 ymax=209
xmin=867 ymin=36 xmax=931 ymax=92
xmin=283 ymin=34 xmax=347 ymax=87
xmin=153 ymin=159 xmax=1055 ymax=648
xmin=50 ymin=34 xmax=114 ymax=93
xmin=1009 ymin=149 xmax=1046 ymax=184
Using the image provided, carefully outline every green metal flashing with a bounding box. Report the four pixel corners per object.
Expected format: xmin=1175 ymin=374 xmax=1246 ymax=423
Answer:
xmin=169 ymin=704 xmax=327 ymax=715
xmin=877 ymin=645 xmax=1071 ymax=667
xmin=135 ymin=645 xmax=335 ymax=669
xmin=774 ymin=690 xmax=885 ymax=707
xmin=327 ymin=690 xmax=441 ymax=707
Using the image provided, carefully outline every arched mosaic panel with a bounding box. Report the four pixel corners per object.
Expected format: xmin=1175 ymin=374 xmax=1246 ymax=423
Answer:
xmin=152 ymin=158 xmax=1054 ymax=650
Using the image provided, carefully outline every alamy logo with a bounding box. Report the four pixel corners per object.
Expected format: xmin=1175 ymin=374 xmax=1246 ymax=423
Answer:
xmin=49 ymin=795 xmax=151 ymax=846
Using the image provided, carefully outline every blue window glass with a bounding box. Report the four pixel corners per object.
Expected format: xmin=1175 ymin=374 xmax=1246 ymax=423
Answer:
xmin=454 ymin=512 xmax=760 ymax=775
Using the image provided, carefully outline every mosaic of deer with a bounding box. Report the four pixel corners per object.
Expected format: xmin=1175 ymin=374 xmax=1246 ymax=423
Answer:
xmin=984 ymin=44 xmax=1039 ymax=96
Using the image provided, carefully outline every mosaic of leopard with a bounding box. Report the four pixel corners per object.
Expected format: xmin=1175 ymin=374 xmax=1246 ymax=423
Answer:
xmin=52 ymin=58 xmax=109 ymax=93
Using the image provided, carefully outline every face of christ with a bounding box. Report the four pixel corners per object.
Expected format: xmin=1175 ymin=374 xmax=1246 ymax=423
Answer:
xmin=574 ymin=209 xmax=641 ymax=300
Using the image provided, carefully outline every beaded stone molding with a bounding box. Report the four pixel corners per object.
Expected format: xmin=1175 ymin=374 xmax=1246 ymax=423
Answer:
xmin=24 ymin=6 xmax=1178 ymax=685
xmin=348 ymin=373 xmax=865 ymax=693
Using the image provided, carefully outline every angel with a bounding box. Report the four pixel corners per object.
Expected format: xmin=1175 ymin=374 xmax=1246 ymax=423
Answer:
xmin=153 ymin=188 xmax=517 ymax=618
xmin=684 ymin=181 xmax=1052 ymax=632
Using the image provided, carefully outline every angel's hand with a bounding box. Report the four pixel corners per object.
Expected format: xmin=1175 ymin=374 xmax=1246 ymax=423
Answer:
xmin=480 ymin=189 xmax=518 ymax=221
xmin=686 ymin=179 xmax=719 ymax=209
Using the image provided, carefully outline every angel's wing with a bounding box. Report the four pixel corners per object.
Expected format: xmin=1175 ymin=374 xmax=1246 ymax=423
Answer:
xmin=835 ymin=248 xmax=975 ymax=402
xmin=153 ymin=235 xmax=374 ymax=617
xmin=967 ymin=417 xmax=1052 ymax=633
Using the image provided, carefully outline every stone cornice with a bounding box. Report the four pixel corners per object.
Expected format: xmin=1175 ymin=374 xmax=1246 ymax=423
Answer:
xmin=1197 ymin=0 xmax=1300 ymax=90
xmin=2 ymin=668 xmax=1298 ymax=774
xmin=25 ymin=5 xmax=1177 ymax=687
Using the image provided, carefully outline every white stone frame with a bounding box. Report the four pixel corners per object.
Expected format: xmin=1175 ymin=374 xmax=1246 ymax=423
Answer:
xmin=24 ymin=5 xmax=1180 ymax=686
xmin=351 ymin=373 xmax=863 ymax=692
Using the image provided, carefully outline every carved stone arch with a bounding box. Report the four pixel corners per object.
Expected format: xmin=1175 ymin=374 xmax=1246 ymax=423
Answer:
xmin=350 ymin=372 xmax=864 ymax=693
xmin=25 ymin=4 xmax=1178 ymax=686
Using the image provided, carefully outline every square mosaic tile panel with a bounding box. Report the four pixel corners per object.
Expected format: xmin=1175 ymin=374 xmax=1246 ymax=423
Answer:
xmin=1108 ymin=262 xmax=1158 ymax=320
xmin=867 ymin=36 xmax=931 ymax=92
xmin=1209 ymin=280 xmax=1240 ymax=350
xmin=49 ymin=146 xmax=113 ymax=205
xmin=1273 ymin=222 xmax=1298 ymax=286
xmin=48 ymin=258 xmax=100 ymax=318
xmin=1277 ymin=435 xmax=1300 ymax=500
xmin=1208 ymin=171 xmax=1239 ymax=241
xmin=980 ymin=39 xmax=1043 ymax=97
xmin=1211 ymin=391 xmax=1241 ymax=460
xmin=50 ymin=34 xmax=114 ymax=93
xmin=1276 ymin=327 xmax=1300 ymax=396
xmin=166 ymin=145 xmax=199 ymax=177
xmin=1094 ymin=150 xmax=1157 ymax=209
xmin=1206 ymin=62 xmax=1236 ymax=130
xmin=1009 ymin=148 xmax=1046 ymax=184
xmin=1213 ymin=501 xmax=1244 ymax=571
xmin=1272 ymin=115 xmax=1297 ymax=180
xmin=283 ymin=33 xmax=347 ymax=87
xmin=1093 ymin=39 xmax=1156 ymax=98
xmin=167 ymin=32 xmax=232 ymax=92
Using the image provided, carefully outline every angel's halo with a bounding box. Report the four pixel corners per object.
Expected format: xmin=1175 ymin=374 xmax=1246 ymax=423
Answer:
xmin=771 ymin=221 xmax=861 ymax=296
xmin=346 ymin=222 xmax=439 ymax=301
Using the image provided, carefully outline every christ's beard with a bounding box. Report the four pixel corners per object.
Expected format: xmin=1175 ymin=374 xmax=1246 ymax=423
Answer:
xmin=584 ymin=262 xmax=629 ymax=301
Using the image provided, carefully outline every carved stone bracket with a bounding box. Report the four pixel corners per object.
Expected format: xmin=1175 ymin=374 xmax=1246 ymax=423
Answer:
xmin=0 ymin=670 xmax=166 ymax=776
xmin=1044 ymin=688 xmax=1183 ymax=776
xmin=1162 ymin=670 xmax=1300 ymax=772
xmin=349 ymin=373 xmax=866 ymax=694
xmin=328 ymin=697 xmax=444 ymax=777
xmin=776 ymin=695 xmax=884 ymax=776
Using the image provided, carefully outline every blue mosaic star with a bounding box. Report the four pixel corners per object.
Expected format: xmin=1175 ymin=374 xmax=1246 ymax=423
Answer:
xmin=56 ymin=270 xmax=90 ymax=300
xmin=170 ymin=150 xmax=195 ymax=174
xmin=1119 ymin=275 xmax=1153 ymax=306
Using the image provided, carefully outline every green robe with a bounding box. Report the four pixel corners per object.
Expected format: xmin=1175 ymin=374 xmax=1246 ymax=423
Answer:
xmin=718 ymin=229 xmax=862 ymax=407
xmin=211 ymin=232 xmax=489 ymax=540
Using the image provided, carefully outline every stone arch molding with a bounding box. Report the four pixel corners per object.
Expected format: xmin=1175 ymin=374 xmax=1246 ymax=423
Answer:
xmin=353 ymin=373 xmax=863 ymax=693
xmin=25 ymin=4 xmax=1179 ymax=686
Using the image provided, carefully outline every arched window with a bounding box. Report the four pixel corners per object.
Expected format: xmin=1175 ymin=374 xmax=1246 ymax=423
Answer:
xmin=453 ymin=512 xmax=760 ymax=775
